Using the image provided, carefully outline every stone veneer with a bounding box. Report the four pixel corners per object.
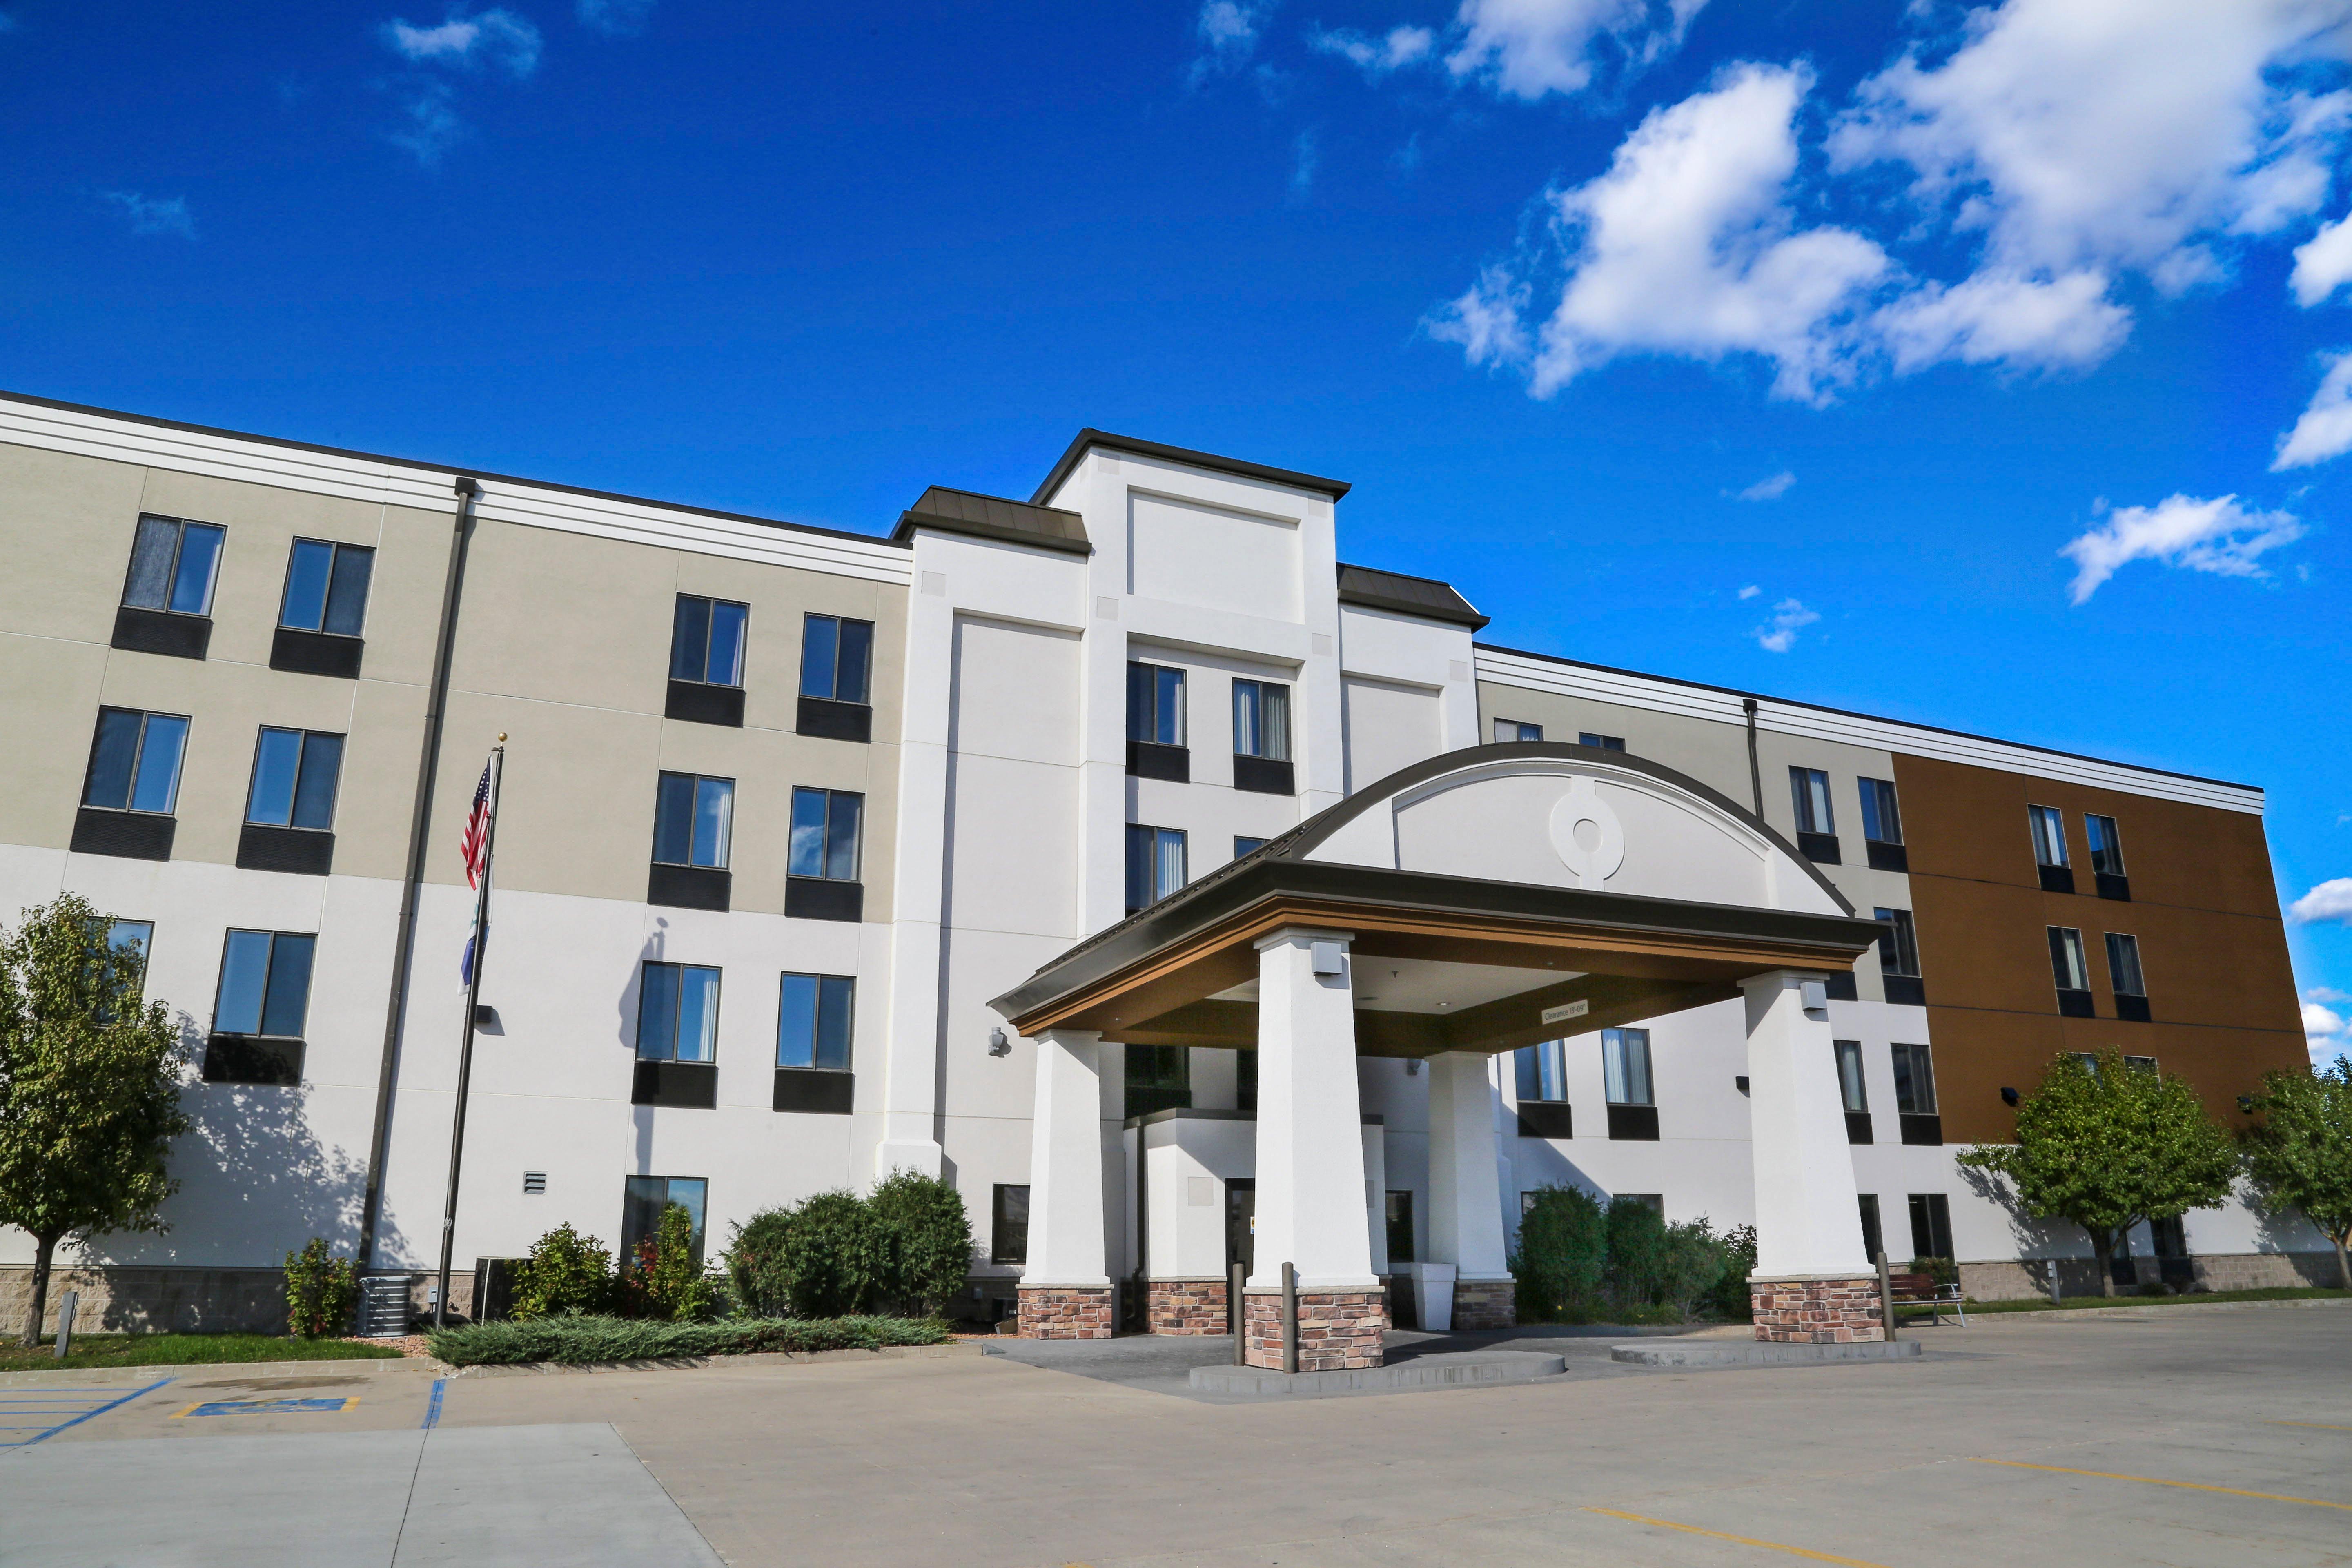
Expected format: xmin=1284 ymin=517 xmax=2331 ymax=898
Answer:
xmin=1452 ymin=1278 xmax=1517 ymax=1331
xmin=1241 ymin=1289 xmax=1386 ymax=1371
xmin=1018 ymin=1284 xmax=1115 ymax=1339
xmin=1146 ymin=1278 xmax=1229 ymax=1335
xmin=0 ymin=1265 xmax=475 ymax=1336
xmin=1750 ymin=1276 xmax=1886 ymax=1343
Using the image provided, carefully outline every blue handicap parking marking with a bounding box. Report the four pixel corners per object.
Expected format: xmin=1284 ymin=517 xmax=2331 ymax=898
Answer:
xmin=0 ymin=1379 xmax=176 ymax=1447
xmin=174 ymin=1396 xmax=359 ymax=1419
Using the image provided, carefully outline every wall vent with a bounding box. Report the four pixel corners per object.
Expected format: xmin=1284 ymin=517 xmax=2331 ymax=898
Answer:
xmin=523 ymin=1171 xmax=547 ymax=1195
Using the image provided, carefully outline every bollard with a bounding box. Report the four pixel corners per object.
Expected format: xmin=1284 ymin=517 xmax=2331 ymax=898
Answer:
xmin=1874 ymin=1251 xmax=1898 ymax=1342
xmin=1281 ymin=1261 xmax=1299 ymax=1375
xmin=1229 ymin=1261 xmax=1246 ymax=1366
xmin=54 ymin=1289 xmax=78 ymax=1361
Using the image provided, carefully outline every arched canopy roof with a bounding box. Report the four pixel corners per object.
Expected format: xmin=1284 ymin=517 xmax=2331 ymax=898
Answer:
xmin=992 ymin=743 xmax=1885 ymax=1054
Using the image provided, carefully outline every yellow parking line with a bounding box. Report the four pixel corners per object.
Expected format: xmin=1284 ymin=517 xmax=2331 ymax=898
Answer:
xmin=2266 ymin=1421 xmax=2352 ymax=1432
xmin=1583 ymin=1506 xmax=1892 ymax=1566
xmin=1969 ymin=1458 xmax=2352 ymax=1511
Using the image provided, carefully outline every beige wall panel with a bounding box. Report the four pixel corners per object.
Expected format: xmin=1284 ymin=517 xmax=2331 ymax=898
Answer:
xmin=650 ymin=719 xmax=899 ymax=919
xmin=363 ymin=504 xmax=459 ymax=688
xmin=1474 ymin=682 xmax=1749 ymax=800
xmin=427 ymin=691 xmax=659 ymax=901
xmin=335 ymin=678 xmax=432 ymax=881
xmin=0 ymin=446 xmax=149 ymax=644
xmin=450 ymin=522 xmax=673 ymax=715
xmin=671 ymin=554 xmax=908 ymax=741
xmin=0 ymin=634 xmax=112 ymax=846
xmin=137 ymin=468 xmax=395 ymax=670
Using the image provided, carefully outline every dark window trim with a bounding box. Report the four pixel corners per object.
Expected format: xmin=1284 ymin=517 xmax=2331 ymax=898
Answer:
xmin=1605 ymin=1104 xmax=1660 ymax=1141
xmin=1127 ymin=739 xmax=1189 ymax=782
xmin=796 ymin=695 xmax=871 ymax=743
xmin=772 ymin=1067 xmax=855 ymax=1115
xmin=203 ymin=1034 xmax=304 ymax=1086
xmin=236 ymin=825 xmax=335 ymax=876
xmin=2038 ymin=863 xmax=2076 ymax=894
xmin=1898 ymin=1113 xmax=1944 ymax=1146
xmin=1517 ymin=1100 xmax=1574 ymax=1140
xmin=270 ymin=627 xmax=364 ymax=679
xmin=666 ymin=680 xmax=746 ymax=728
xmin=71 ymin=807 xmax=175 ymax=861
xmin=1796 ymin=831 xmax=1841 ymax=865
xmin=1844 ymin=1111 xmax=1874 ymax=1145
xmin=1864 ymin=840 xmax=1908 ymax=872
xmin=785 ymin=876 xmax=863 ymax=922
xmin=2056 ymin=988 xmax=2096 ymax=1018
xmin=111 ymin=606 xmax=212 ymax=660
xmin=2095 ymin=872 xmax=2132 ymax=901
xmin=1882 ymin=974 xmax=1927 ymax=1007
xmin=648 ymin=863 xmax=731 ymax=911
xmin=633 ymin=1060 xmax=719 ymax=1109
xmin=1232 ymin=754 xmax=1294 ymax=795
xmin=2115 ymin=993 xmax=2152 ymax=1022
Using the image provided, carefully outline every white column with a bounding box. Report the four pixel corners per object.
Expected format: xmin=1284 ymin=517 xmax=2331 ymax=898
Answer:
xmin=1743 ymin=972 xmax=1871 ymax=1277
xmin=1020 ymin=1029 xmax=1111 ymax=1287
xmin=1426 ymin=1051 xmax=1511 ymax=1279
xmin=1250 ymin=928 xmax=1376 ymax=1291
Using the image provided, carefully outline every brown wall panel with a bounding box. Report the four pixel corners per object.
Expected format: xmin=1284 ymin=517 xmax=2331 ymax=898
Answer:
xmin=1919 ymin=1005 xmax=2068 ymax=1144
xmin=1893 ymin=754 xmax=2039 ymax=887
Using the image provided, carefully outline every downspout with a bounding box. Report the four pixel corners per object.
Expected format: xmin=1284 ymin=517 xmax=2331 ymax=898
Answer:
xmin=358 ymin=475 xmax=483 ymax=1272
xmin=1742 ymin=697 xmax=1764 ymax=818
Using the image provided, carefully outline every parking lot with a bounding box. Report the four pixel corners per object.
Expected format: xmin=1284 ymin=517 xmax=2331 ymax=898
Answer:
xmin=3 ymin=1303 xmax=2347 ymax=1566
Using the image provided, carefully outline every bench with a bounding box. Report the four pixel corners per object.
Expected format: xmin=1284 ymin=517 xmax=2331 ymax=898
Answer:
xmin=1886 ymin=1271 xmax=1967 ymax=1327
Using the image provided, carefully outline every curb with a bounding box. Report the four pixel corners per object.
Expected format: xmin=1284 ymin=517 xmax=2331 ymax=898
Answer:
xmin=1612 ymin=1339 xmax=1924 ymax=1368
xmin=1962 ymin=1296 xmax=2352 ymax=1325
xmin=0 ymin=1356 xmax=426 ymax=1388
xmin=1190 ymin=1352 xmax=1566 ymax=1396
xmin=441 ymin=1342 xmax=984 ymax=1377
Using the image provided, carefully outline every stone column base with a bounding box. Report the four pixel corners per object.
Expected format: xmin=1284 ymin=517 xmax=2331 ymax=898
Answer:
xmin=1242 ymin=1289 xmax=1386 ymax=1371
xmin=1453 ymin=1278 xmax=1517 ymax=1331
xmin=1750 ymin=1275 xmax=1886 ymax=1343
xmin=1146 ymin=1278 xmax=1229 ymax=1335
xmin=1018 ymin=1284 xmax=1114 ymax=1339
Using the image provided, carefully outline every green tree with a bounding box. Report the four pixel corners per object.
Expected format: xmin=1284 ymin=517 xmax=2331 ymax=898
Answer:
xmin=866 ymin=1169 xmax=974 ymax=1316
xmin=1959 ymin=1048 xmax=2238 ymax=1297
xmin=780 ymin=1189 xmax=883 ymax=1316
xmin=621 ymin=1202 xmax=715 ymax=1322
xmin=1510 ymin=1185 xmax=1608 ymax=1320
xmin=510 ymin=1222 xmax=617 ymax=1319
xmin=284 ymin=1236 xmax=360 ymax=1337
xmin=2240 ymin=1059 xmax=2352 ymax=1289
xmin=725 ymin=1208 xmax=795 ymax=1317
xmin=0 ymin=894 xmax=190 ymax=1344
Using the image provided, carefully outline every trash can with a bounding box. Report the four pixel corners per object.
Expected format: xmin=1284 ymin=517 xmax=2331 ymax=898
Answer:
xmin=1406 ymin=1261 xmax=1457 ymax=1333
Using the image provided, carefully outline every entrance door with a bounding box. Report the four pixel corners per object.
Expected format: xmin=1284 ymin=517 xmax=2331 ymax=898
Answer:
xmin=1225 ymin=1178 xmax=1255 ymax=1274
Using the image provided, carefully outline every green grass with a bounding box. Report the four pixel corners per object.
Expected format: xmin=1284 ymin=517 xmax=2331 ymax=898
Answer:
xmin=1956 ymin=1285 xmax=2352 ymax=1316
xmin=426 ymin=1314 xmax=953 ymax=1367
xmin=0 ymin=1332 xmax=409 ymax=1372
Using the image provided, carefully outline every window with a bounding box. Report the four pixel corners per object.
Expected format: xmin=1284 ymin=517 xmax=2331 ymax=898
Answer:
xmin=2028 ymin=804 xmax=2068 ymax=866
xmin=1891 ymin=1042 xmax=1936 ymax=1115
xmin=1234 ymin=835 xmax=1270 ymax=859
xmin=637 ymin=962 xmax=721 ymax=1062
xmin=2049 ymin=926 xmax=2093 ymax=1015
xmin=213 ymin=930 xmax=316 ymax=1038
xmin=1875 ymin=907 xmax=1924 ymax=1004
xmin=245 ymin=729 xmax=344 ymax=830
xmin=1125 ymin=824 xmax=1187 ymax=913
xmin=991 ymin=1184 xmax=1030 ymax=1265
xmin=654 ymin=773 xmax=734 ymax=869
xmin=788 ymin=788 xmax=862 ymax=880
xmin=1603 ymin=1028 xmax=1653 ymax=1113
xmin=1835 ymin=1040 xmax=1868 ymax=1113
xmin=1578 ymin=732 xmax=1626 ymax=752
xmin=123 ymin=514 xmax=225 ymax=617
xmin=1790 ymin=768 xmax=1835 ymax=835
xmin=279 ymin=540 xmax=374 ymax=636
xmin=1232 ymin=680 xmax=1290 ymax=760
xmin=798 ymin=612 xmax=872 ymax=703
xmin=621 ymin=1175 xmax=708 ymax=1272
xmin=2105 ymin=933 xmax=2145 ymax=997
xmin=1516 ymin=1040 xmax=1570 ymax=1102
xmin=1127 ymin=662 xmax=1187 ymax=746
xmin=671 ymin=595 xmax=749 ymax=688
xmin=2085 ymin=814 xmax=2124 ymax=875
xmin=1858 ymin=777 xmax=1902 ymax=845
xmin=2123 ymin=1054 xmax=2159 ymax=1076
xmin=1858 ymin=1194 xmax=1884 ymax=1263
xmin=777 ymin=973 xmax=854 ymax=1070
xmin=1385 ymin=1191 xmax=1415 ymax=1264
xmin=1907 ymin=1193 xmax=1954 ymax=1263
xmin=82 ymin=708 xmax=189 ymax=815
xmin=1615 ymin=1193 xmax=1665 ymax=1215
xmin=1494 ymin=719 xmax=1542 ymax=743
xmin=1125 ymin=1043 xmax=1190 ymax=1118
xmin=98 ymin=920 xmax=154 ymax=1018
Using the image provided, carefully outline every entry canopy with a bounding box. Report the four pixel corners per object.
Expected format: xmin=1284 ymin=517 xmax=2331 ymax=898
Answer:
xmin=992 ymin=743 xmax=1887 ymax=1058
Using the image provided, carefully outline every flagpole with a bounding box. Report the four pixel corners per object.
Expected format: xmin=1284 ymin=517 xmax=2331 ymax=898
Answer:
xmin=434 ymin=738 xmax=505 ymax=1330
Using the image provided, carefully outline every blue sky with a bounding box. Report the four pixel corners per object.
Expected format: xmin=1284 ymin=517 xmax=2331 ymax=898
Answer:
xmin=2 ymin=0 xmax=2348 ymax=1058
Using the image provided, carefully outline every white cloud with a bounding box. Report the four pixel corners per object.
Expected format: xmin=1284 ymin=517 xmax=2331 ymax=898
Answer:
xmin=1875 ymin=268 xmax=2131 ymax=373
xmin=2310 ymin=985 xmax=2352 ymax=1003
xmin=383 ymin=8 xmax=542 ymax=76
xmin=1192 ymin=0 xmax=1266 ymax=81
xmin=388 ymin=81 xmax=465 ymax=165
xmin=2274 ymin=350 xmax=2352 ymax=468
xmin=1736 ymin=583 xmax=1761 ymax=599
xmin=1290 ymin=128 xmax=1319 ymax=196
xmin=2291 ymin=211 xmax=2352 ymax=305
xmin=1447 ymin=0 xmax=1705 ymax=102
xmin=2059 ymin=492 xmax=2306 ymax=603
xmin=1735 ymin=471 xmax=1794 ymax=501
xmin=1425 ymin=263 xmax=1533 ymax=369
xmin=576 ymin=0 xmax=650 ymax=35
xmin=101 ymin=192 xmax=194 ymax=238
xmin=1752 ymin=596 xmax=1819 ymax=652
xmin=2307 ymin=999 xmax=2352 ymax=1065
xmin=2291 ymin=877 xmax=2352 ymax=922
xmin=1523 ymin=64 xmax=1891 ymax=403
xmin=1312 ymin=24 xmax=1432 ymax=78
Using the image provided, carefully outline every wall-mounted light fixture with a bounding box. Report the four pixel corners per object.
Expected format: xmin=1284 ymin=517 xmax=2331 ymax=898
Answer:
xmin=1404 ymin=1059 xmax=1421 ymax=1076
xmin=2000 ymin=1087 xmax=2020 ymax=1106
xmin=2236 ymin=1094 xmax=2258 ymax=1114
xmin=988 ymin=1028 xmax=1011 ymax=1057
xmin=1734 ymin=1076 xmax=1750 ymax=1096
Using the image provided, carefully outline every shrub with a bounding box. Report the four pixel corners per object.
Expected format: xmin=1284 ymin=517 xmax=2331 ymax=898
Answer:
xmin=1511 ymin=1185 xmax=1608 ymax=1320
xmin=1653 ymin=1219 xmax=1733 ymax=1316
xmin=781 ymin=1189 xmax=885 ymax=1317
xmin=726 ymin=1208 xmax=794 ymax=1317
xmin=1908 ymin=1254 xmax=1959 ymax=1289
xmin=425 ymin=1312 xmax=952 ymax=1367
xmin=868 ymin=1169 xmax=976 ymax=1316
xmin=1603 ymin=1198 xmax=1671 ymax=1310
xmin=1700 ymin=1224 xmax=1757 ymax=1321
xmin=283 ymin=1237 xmax=359 ymax=1338
xmin=619 ymin=1202 xmax=717 ymax=1322
xmin=510 ymin=1223 xmax=616 ymax=1320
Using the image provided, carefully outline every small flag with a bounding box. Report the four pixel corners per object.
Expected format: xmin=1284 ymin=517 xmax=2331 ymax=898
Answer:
xmin=459 ymin=761 xmax=493 ymax=889
xmin=461 ymin=913 xmax=477 ymax=985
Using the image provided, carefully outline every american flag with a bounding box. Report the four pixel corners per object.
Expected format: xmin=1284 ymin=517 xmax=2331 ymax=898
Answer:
xmin=459 ymin=760 xmax=493 ymax=889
